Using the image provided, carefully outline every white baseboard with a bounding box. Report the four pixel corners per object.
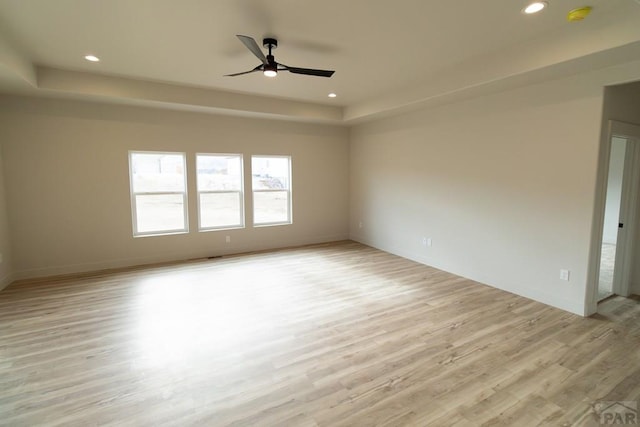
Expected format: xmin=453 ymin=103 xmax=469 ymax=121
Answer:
xmin=349 ymin=233 xmax=586 ymax=316
xmin=12 ymin=233 xmax=350 ymax=282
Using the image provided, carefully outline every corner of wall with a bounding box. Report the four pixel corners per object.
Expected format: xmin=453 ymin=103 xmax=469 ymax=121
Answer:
xmin=0 ymin=123 xmax=15 ymax=291
xmin=0 ymin=273 xmax=14 ymax=291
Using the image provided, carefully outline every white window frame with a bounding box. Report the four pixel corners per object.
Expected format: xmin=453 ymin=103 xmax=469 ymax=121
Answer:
xmin=196 ymin=153 xmax=245 ymax=231
xmin=251 ymin=155 xmax=292 ymax=227
xmin=129 ymin=151 xmax=188 ymax=237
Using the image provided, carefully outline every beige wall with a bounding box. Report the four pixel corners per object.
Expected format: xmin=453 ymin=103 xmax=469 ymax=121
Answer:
xmin=0 ymin=142 xmax=12 ymax=289
xmin=350 ymin=75 xmax=605 ymax=315
xmin=1 ymin=75 xmax=637 ymax=314
xmin=0 ymin=96 xmax=349 ymax=279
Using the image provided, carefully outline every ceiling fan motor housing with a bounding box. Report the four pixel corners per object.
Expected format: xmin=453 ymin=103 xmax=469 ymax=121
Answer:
xmin=264 ymin=61 xmax=277 ymax=74
xmin=263 ymin=38 xmax=278 ymax=50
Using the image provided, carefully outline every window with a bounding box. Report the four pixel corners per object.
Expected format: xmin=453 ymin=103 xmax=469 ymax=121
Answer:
xmin=252 ymin=156 xmax=292 ymax=225
xmin=197 ymin=154 xmax=244 ymax=230
xmin=129 ymin=151 xmax=188 ymax=236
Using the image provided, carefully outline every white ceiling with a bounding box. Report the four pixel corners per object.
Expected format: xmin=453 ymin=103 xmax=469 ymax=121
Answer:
xmin=1 ymin=0 xmax=640 ymax=123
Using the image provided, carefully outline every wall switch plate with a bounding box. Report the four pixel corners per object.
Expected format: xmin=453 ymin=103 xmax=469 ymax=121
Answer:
xmin=560 ymin=269 xmax=570 ymax=281
xmin=422 ymin=237 xmax=432 ymax=247
xmin=359 ymin=221 xmax=363 ymax=229
xmin=225 ymin=236 xmax=231 ymax=243
xmin=427 ymin=238 xmax=432 ymax=247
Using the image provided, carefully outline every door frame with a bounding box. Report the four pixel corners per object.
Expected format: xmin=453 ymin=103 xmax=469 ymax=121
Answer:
xmin=586 ymin=120 xmax=640 ymax=315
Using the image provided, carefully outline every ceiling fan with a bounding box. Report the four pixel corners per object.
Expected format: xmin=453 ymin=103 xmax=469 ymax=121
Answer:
xmin=226 ymin=35 xmax=335 ymax=78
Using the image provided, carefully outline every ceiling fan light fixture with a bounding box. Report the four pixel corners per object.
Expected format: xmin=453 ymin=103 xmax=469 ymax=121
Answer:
xmin=264 ymin=63 xmax=277 ymax=77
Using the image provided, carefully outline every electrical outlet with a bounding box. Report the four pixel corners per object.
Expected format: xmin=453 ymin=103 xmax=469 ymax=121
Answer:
xmin=560 ymin=269 xmax=570 ymax=281
xmin=225 ymin=236 xmax=231 ymax=243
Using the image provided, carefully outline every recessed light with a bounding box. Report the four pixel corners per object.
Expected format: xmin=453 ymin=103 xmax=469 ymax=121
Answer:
xmin=523 ymin=2 xmax=547 ymax=14
xmin=328 ymin=93 xmax=337 ymax=98
xmin=84 ymin=55 xmax=100 ymax=62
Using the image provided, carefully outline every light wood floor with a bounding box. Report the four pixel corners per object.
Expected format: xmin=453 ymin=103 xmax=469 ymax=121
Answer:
xmin=1 ymin=241 xmax=639 ymax=426
xmin=598 ymin=243 xmax=615 ymax=301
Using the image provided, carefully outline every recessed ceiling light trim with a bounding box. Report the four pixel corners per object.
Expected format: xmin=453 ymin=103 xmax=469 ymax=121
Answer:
xmin=328 ymin=93 xmax=337 ymax=98
xmin=523 ymin=2 xmax=547 ymax=14
xmin=84 ymin=55 xmax=100 ymax=62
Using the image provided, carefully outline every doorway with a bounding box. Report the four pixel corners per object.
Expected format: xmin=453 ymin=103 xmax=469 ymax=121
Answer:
xmin=596 ymin=122 xmax=640 ymax=303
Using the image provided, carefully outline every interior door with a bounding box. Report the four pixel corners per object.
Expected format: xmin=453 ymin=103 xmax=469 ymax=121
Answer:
xmin=597 ymin=125 xmax=640 ymax=302
xmin=597 ymin=137 xmax=627 ymax=300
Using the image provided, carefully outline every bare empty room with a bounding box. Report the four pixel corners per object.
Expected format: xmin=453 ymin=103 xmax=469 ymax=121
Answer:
xmin=1 ymin=1 xmax=640 ymax=426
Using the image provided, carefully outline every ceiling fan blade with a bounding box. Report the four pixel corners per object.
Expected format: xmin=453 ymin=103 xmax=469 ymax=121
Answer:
xmin=236 ymin=35 xmax=268 ymax=65
xmin=225 ymin=64 xmax=263 ymax=77
xmin=284 ymin=66 xmax=335 ymax=78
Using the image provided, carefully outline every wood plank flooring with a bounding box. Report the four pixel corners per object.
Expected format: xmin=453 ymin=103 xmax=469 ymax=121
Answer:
xmin=1 ymin=241 xmax=639 ymax=426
